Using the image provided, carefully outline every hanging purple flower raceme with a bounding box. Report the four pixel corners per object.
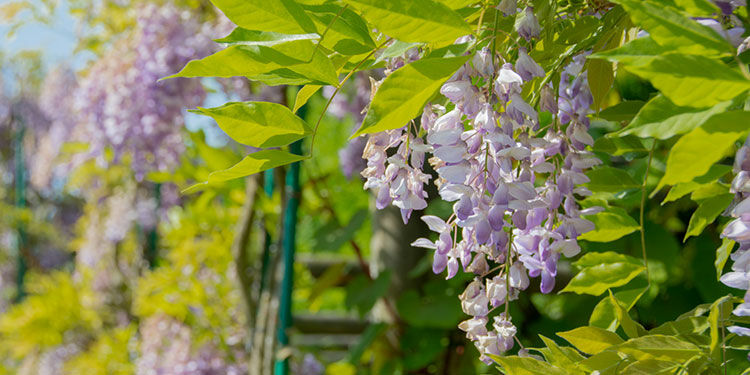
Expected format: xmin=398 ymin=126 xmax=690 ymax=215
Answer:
xmin=75 ymin=3 xmax=215 ymax=179
xmin=719 ymin=135 xmax=750 ymax=334
xmin=362 ymin=46 xmax=599 ymax=363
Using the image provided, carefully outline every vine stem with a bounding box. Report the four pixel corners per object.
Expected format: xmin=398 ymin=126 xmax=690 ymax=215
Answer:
xmin=307 ymin=4 xmax=347 ymax=64
xmin=639 ymin=141 xmax=656 ymax=286
xmin=308 ymin=37 xmax=392 ymax=157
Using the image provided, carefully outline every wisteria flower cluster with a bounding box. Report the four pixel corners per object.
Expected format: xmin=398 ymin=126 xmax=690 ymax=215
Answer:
xmin=74 ymin=3 xmax=214 ymax=179
xmin=719 ymin=135 xmax=750 ymax=336
xmin=359 ymin=32 xmax=600 ymax=364
xmin=137 ymin=314 xmax=245 ymax=375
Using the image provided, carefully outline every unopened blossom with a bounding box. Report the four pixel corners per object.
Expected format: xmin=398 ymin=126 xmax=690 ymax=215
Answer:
xmin=497 ymin=0 xmax=518 ymax=16
xmin=516 ymin=7 xmax=540 ymax=41
xmin=515 ymin=48 xmax=545 ymax=81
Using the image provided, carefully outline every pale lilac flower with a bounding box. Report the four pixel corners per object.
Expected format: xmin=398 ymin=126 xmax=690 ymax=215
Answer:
xmin=516 ymin=7 xmax=540 ymax=41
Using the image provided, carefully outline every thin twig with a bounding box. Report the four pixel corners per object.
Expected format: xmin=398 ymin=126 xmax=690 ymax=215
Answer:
xmin=232 ymin=175 xmax=260 ymax=333
xmin=309 ymin=37 xmax=392 ymax=156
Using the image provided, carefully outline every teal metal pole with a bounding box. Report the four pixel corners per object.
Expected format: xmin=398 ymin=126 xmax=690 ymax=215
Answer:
xmin=12 ymin=115 xmax=27 ymax=302
xmin=145 ymin=183 xmax=161 ymax=269
xmin=274 ymin=106 xmax=305 ymax=375
xmin=258 ymin=170 xmax=274 ymax=292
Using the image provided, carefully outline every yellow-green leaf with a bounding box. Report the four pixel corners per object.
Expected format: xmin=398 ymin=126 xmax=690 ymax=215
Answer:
xmin=342 ymin=0 xmax=471 ymax=43
xmin=658 ymin=111 xmax=750 ymax=188
xmin=191 ymin=101 xmax=312 ymax=148
xmin=352 ymin=55 xmax=469 ymax=137
xmin=557 ymin=326 xmax=624 ymax=355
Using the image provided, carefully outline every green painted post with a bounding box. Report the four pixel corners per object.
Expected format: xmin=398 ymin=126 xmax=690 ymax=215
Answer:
xmin=12 ymin=115 xmax=27 ymax=302
xmin=259 ymin=169 xmax=274 ymax=293
xmin=274 ymin=104 xmax=305 ymax=375
xmin=145 ymin=183 xmax=161 ymax=269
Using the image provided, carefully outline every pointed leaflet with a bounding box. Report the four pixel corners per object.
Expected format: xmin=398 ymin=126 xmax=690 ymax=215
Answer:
xmin=293 ymin=85 xmax=321 ymax=113
xmin=662 ymin=164 xmax=732 ymax=204
xmin=578 ymin=207 xmax=640 ymax=243
xmin=609 ymin=291 xmax=647 ymax=338
xmin=587 ymin=58 xmax=614 ymax=112
xmin=341 ymin=0 xmax=471 ymax=43
xmin=590 ymin=279 xmax=648 ymax=331
xmin=586 ymin=167 xmax=640 ymax=193
xmin=209 ymin=0 xmax=317 ymax=34
xmin=303 ymin=3 xmax=375 ymax=55
xmin=491 ymin=356 xmax=568 ymax=375
xmin=562 ymin=251 xmax=645 ymax=296
xmin=613 ymin=335 xmax=703 ymax=362
xmin=183 ymin=150 xmax=306 ymax=193
xmin=352 ymin=55 xmax=469 ymax=137
xmin=617 ymin=95 xmax=733 ymax=139
xmin=591 ymin=37 xmax=669 ymax=64
xmin=623 ymin=54 xmax=750 ymax=108
xmin=215 ymin=28 xmax=319 ymax=47
xmin=615 ymin=0 xmax=733 ymax=57
xmin=658 ymin=111 xmax=750 ymax=188
xmin=557 ymin=326 xmax=624 ymax=355
xmin=684 ymin=193 xmax=734 ymax=241
xmin=716 ymin=238 xmax=735 ymax=281
xmin=190 ymin=102 xmax=312 ymax=148
xmin=166 ymin=40 xmax=338 ymax=86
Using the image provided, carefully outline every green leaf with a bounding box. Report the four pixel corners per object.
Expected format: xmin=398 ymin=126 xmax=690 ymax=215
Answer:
xmin=557 ymin=326 xmax=624 ymax=355
xmin=593 ymin=136 xmax=649 ymax=156
xmin=658 ymin=111 xmax=750 ymax=188
xmin=341 ymin=0 xmax=471 ymax=43
xmin=345 ymin=271 xmax=392 ymax=317
xmin=586 ymin=167 xmax=640 ymax=193
xmin=591 ymin=37 xmax=669 ymax=64
xmin=684 ymin=193 xmax=734 ymax=241
xmin=715 ymin=238 xmax=735 ymax=281
xmin=312 ymin=210 xmax=368 ymax=252
xmin=624 ymin=54 xmax=750 ymax=108
xmin=303 ymin=3 xmax=376 ymax=55
xmin=599 ymin=100 xmax=646 ymax=123
xmin=563 ymin=252 xmax=645 ymax=296
xmin=617 ymin=95 xmax=733 ymax=139
xmin=614 ymin=335 xmax=703 ymax=362
xmin=649 ymin=316 xmax=709 ymax=336
xmin=166 ymin=40 xmax=339 ymax=86
xmin=215 ymin=27 xmax=319 ymax=46
xmin=578 ymin=207 xmax=640 ymax=243
xmin=662 ymin=164 xmax=732 ymax=204
xmin=673 ymin=0 xmax=720 ymax=16
xmin=182 ymin=150 xmax=306 ymax=193
xmin=538 ymin=335 xmax=586 ymax=373
xmin=690 ymin=182 xmax=729 ymax=202
xmin=588 ymin=58 xmax=614 ymax=112
xmin=209 ymin=0 xmax=317 ymax=34
xmin=396 ymin=289 xmax=463 ymax=329
xmin=352 ymin=55 xmax=469 ymax=137
xmin=615 ymin=0 xmax=733 ymax=57
xmin=493 ymin=355 xmax=568 ymax=375
xmin=347 ymin=323 xmax=386 ymax=363
xmin=620 ymin=359 xmax=680 ymax=375
xmin=293 ymin=85 xmax=321 ymax=113
xmin=191 ymin=102 xmax=312 ymax=148
xmin=375 ymin=40 xmax=422 ymax=64
xmin=590 ymin=280 xmax=648 ymax=331
xmin=609 ymin=291 xmax=647 ymax=338
xmin=573 ymin=251 xmax=644 ymax=269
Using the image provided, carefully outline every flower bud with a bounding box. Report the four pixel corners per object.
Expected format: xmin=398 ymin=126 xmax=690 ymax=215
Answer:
xmin=516 ymin=7 xmax=540 ymax=41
